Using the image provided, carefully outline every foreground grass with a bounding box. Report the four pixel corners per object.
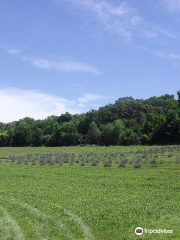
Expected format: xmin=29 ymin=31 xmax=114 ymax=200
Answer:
xmin=0 ymin=147 xmax=180 ymax=240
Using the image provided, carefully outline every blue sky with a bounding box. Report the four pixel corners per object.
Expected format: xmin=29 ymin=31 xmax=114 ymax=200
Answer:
xmin=0 ymin=0 xmax=180 ymax=122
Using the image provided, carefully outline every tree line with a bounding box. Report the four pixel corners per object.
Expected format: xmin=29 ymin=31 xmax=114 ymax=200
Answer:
xmin=0 ymin=91 xmax=180 ymax=147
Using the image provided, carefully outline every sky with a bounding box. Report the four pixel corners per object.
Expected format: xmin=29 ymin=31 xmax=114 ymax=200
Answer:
xmin=0 ymin=0 xmax=180 ymax=122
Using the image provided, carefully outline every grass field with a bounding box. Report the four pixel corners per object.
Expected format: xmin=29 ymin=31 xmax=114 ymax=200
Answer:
xmin=0 ymin=146 xmax=180 ymax=240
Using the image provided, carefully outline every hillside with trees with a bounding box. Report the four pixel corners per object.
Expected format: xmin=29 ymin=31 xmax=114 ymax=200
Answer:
xmin=0 ymin=91 xmax=180 ymax=147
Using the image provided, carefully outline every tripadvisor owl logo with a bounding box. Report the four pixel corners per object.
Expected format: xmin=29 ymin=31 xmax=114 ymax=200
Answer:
xmin=135 ymin=227 xmax=143 ymax=235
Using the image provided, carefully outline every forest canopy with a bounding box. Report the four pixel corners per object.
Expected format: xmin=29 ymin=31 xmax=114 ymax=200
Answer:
xmin=0 ymin=92 xmax=180 ymax=147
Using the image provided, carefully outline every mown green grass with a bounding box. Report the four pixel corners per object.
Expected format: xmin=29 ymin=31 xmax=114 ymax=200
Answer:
xmin=0 ymin=146 xmax=180 ymax=240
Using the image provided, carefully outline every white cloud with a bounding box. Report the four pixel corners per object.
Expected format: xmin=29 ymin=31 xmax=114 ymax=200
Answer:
xmin=23 ymin=56 xmax=102 ymax=74
xmin=0 ymin=88 xmax=105 ymax=123
xmin=0 ymin=88 xmax=76 ymax=122
xmin=78 ymin=93 xmax=105 ymax=103
xmin=77 ymin=103 xmax=86 ymax=108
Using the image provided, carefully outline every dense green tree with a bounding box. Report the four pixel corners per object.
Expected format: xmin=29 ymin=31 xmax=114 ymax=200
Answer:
xmin=50 ymin=122 xmax=82 ymax=146
xmin=31 ymin=127 xmax=43 ymax=146
xmin=86 ymin=121 xmax=101 ymax=144
xmin=42 ymin=117 xmax=59 ymax=135
xmin=111 ymin=120 xmax=125 ymax=145
xmin=101 ymin=120 xmax=124 ymax=145
xmin=177 ymin=90 xmax=180 ymax=105
xmin=58 ymin=112 xmax=73 ymax=124
xmin=101 ymin=123 xmax=113 ymax=145
xmin=12 ymin=121 xmax=32 ymax=146
xmin=0 ymin=91 xmax=180 ymax=146
xmin=122 ymin=129 xmax=140 ymax=145
xmin=0 ymin=130 xmax=10 ymax=146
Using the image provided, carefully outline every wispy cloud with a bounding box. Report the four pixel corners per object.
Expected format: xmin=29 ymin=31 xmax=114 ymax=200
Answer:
xmin=55 ymin=0 xmax=142 ymax=41
xmin=23 ymin=56 xmax=102 ymax=74
xmin=154 ymin=50 xmax=180 ymax=60
xmin=78 ymin=93 xmax=105 ymax=103
xmin=0 ymin=45 xmax=22 ymax=55
xmin=160 ymin=0 xmax=180 ymax=12
xmin=0 ymin=88 xmax=105 ymax=122
xmin=144 ymin=26 xmax=177 ymax=39
xmin=75 ymin=0 xmax=140 ymax=41
xmin=56 ymin=0 xmax=176 ymax=43
xmin=7 ymin=48 xmax=22 ymax=55
xmin=0 ymin=44 xmax=101 ymax=74
xmin=53 ymin=0 xmax=180 ymax=66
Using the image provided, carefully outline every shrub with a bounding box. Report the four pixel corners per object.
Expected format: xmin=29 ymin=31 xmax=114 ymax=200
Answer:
xmin=104 ymin=161 xmax=112 ymax=167
xmin=159 ymin=159 xmax=164 ymax=164
xmin=134 ymin=159 xmax=142 ymax=168
xmin=90 ymin=160 xmax=98 ymax=166
xmin=134 ymin=162 xmax=141 ymax=168
xmin=149 ymin=158 xmax=157 ymax=167
xmin=80 ymin=161 xmax=85 ymax=166
xmin=69 ymin=160 xmax=74 ymax=165
xmin=117 ymin=161 xmax=125 ymax=168
xmin=175 ymin=157 xmax=180 ymax=164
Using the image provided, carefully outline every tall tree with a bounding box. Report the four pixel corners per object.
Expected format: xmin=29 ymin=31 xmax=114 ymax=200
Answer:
xmin=86 ymin=122 xmax=101 ymax=144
